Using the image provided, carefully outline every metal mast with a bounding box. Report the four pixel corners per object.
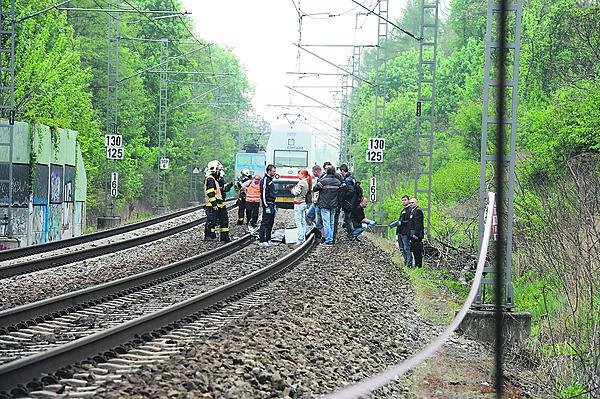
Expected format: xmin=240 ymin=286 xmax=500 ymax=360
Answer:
xmin=105 ymin=4 xmax=119 ymax=218
xmin=373 ymin=0 xmax=388 ymax=220
xmin=0 ymin=0 xmax=16 ymax=237
xmin=156 ymin=38 xmax=169 ymax=211
xmin=413 ymin=0 xmax=439 ymax=237
xmin=474 ymin=0 xmax=523 ymax=309
xmin=348 ymin=45 xmax=362 ymax=172
xmin=339 ymin=73 xmax=349 ymax=165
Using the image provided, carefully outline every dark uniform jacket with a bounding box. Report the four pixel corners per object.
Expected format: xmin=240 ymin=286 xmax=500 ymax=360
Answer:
xmin=340 ymin=173 xmax=357 ymax=211
xmin=314 ymin=172 xmax=341 ymax=210
xmin=260 ymin=174 xmax=276 ymax=207
xmin=205 ymin=174 xmax=224 ymax=208
xmin=351 ymin=206 xmax=366 ymax=229
xmin=408 ymin=207 xmax=425 ymax=251
xmin=235 ymin=175 xmax=251 ymax=199
xmin=396 ymin=206 xmax=412 ymax=236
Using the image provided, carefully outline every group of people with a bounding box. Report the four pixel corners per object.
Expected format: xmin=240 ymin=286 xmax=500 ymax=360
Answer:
xmin=289 ymin=162 xmax=376 ymax=247
xmin=389 ymin=195 xmax=424 ymax=268
xmin=204 ymin=159 xmax=425 ymax=267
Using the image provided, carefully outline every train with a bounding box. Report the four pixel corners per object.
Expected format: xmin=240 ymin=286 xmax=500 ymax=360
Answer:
xmin=231 ymin=122 xmax=338 ymax=208
xmin=265 ymin=122 xmax=337 ymax=208
xmin=233 ymin=144 xmax=266 ymax=178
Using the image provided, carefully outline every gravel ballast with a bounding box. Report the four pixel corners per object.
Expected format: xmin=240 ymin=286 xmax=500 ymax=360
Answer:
xmin=87 ymin=235 xmax=435 ymax=398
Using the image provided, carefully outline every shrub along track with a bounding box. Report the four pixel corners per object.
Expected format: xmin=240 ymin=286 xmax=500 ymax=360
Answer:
xmin=0 ymin=225 xmax=315 ymax=398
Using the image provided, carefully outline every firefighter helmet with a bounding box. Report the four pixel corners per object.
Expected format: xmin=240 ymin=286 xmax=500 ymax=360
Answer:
xmin=207 ymin=160 xmax=223 ymax=175
xmin=241 ymin=168 xmax=251 ymax=177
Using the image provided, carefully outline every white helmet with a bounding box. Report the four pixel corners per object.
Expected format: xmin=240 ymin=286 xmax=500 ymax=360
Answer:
xmin=207 ymin=160 xmax=223 ymax=174
xmin=241 ymin=168 xmax=251 ymax=177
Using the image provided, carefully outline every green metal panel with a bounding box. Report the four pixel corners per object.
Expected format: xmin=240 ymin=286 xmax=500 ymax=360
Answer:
xmin=51 ymin=128 xmax=68 ymax=165
xmin=75 ymin=144 xmax=87 ymax=201
xmin=65 ymin=129 xmax=77 ymax=166
xmin=0 ymin=121 xmax=29 ymax=163
xmin=32 ymin=124 xmax=52 ymax=165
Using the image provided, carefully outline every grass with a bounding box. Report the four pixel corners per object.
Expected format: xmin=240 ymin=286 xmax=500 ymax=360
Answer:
xmin=366 ymin=233 xmax=466 ymax=325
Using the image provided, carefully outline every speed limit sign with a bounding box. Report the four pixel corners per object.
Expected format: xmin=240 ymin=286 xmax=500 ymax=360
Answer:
xmin=369 ymin=176 xmax=376 ymax=203
xmin=110 ymin=172 xmax=118 ymax=198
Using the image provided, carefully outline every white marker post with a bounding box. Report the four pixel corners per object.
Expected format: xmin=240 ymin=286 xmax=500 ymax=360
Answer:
xmin=110 ymin=172 xmax=118 ymax=198
xmin=369 ymin=176 xmax=376 ymax=203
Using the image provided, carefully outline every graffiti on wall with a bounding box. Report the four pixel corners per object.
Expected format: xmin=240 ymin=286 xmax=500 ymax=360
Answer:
xmin=32 ymin=205 xmax=48 ymax=245
xmin=34 ymin=165 xmax=49 ymax=205
xmin=74 ymin=202 xmax=83 ymax=236
xmin=61 ymin=202 xmax=72 ymax=239
xmin=0 ymin=164 xmax=30 ymax=207
xmin=64 ymin=166 xmax=75 ymax=202
xmin=48 ymin=204 xmax=61 ymax=242
xmin=50 ymin=164 xmax=63 ymax=204
xmin=11 ymin=208 xmax=28 ymax=236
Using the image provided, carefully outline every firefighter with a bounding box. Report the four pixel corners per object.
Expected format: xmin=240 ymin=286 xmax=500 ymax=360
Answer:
xmin=204 ymin=160 xmax=233 ymax=242
xmin=234 ymin=168 xmax=252 ymax=225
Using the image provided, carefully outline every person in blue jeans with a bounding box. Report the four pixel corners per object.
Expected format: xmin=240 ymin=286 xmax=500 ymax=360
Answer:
xmin=306 ymin=164 xmax=324 ymax=236
xmin=290 ymin=169 xmax=311 ymax=244
xmin=313 ymin=165 xmax=340 ymax=246
xmin=350 ymin=196 xmax=376 ymax=240
xmin=389 ymin=195 xmax=413 ymax=266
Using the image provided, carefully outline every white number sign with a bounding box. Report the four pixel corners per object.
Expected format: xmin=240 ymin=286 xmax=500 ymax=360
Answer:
xmin=110 ymin=172 xmax=118 ymax=198
xmin=104 ymin=134 xmax=123 ymax=148
xmin=106 ymin=147 xmax=124 ymax=160
xmin=366 ymin=137 xmax=385 ymax=163
xmin=159 ymin=157 xmax=170 ymax=170
xmin=368 ymin=138 xmax=385 ymax=150
xmin=366 ymin=150 xmax=384 ymax=163
xmin=369 ymin=176 xmax=377 ymax=203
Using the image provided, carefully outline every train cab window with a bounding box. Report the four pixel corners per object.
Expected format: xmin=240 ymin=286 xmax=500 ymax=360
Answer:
xmin=274 ymin=150 xmax=308 ymax=168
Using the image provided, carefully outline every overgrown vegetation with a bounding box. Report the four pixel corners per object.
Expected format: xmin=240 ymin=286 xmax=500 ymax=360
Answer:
xmin=10 ymin=0 xmax=269 ymax=220
xmin=348 ymin=0 xmax=599 ymax=395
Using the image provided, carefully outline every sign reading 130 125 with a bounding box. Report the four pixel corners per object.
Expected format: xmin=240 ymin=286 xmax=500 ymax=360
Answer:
xmin=106 ymin=147 xmax=124 ymax=160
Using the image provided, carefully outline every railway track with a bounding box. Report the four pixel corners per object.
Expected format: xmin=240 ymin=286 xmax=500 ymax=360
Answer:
xmin=0 ymin=201 xmax=235 ymax=279
xmin=0 ymin=205 xmax=205 ymax=262
xmin=0 ymin=229 xmax=318 ymax=397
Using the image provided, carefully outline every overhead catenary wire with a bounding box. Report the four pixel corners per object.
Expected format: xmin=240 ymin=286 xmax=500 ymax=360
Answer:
xmin=16 ymin=0 xmax=73 ymax=22
xmin=350 ymin=0 xmax=422 ymax=41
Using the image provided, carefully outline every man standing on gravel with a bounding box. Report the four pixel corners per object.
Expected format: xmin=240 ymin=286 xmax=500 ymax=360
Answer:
xmin=314 ymin=165 xmax=341 ymax=247
xmin=259 ymin=164 xmax=277 ymax=247
xmin=408 ymin=198 xmax=425 ymax=267
xmin=390 ymin=195 xmax=413 ymax=267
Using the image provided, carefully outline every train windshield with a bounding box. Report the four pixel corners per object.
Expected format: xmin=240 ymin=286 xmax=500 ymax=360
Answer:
xmin=273 ymin=150 xmax=308 ymax=168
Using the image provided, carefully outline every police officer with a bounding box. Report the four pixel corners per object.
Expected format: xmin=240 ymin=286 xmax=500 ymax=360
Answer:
xmin=204 ymin=160 xmax=233 ymax=242
xmin=234 ymin=168 xmax=252 ymax=225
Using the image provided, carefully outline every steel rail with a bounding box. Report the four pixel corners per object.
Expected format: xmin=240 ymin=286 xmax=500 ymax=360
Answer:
xmin=0 ymin=204 xmax=206 ymax=262
xmin=0 ymin=202 xmax=236 ymax=279
xmin=0 ymin=230 xmax=318 ymax=396
xmin=0 ymin=234 xmax=254 ymax=330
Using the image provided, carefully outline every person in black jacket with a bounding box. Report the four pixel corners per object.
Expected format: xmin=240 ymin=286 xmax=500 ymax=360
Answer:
xmin=407 ymin=197 xmax=425 ymax=267
xmin=323 ymin=161 xmax=343 ymax=242
xmin=314 ymin=165 xmax=341 ymax=246
xmin=339 ymin=164 xmax=357 ymax=240
xmin=258 ymin=164 xmax=277 ymax=246
xmin=389 ymin=195 xmax=413 ymax=266
xmin=234 ymin=169 xmax=252 ymax=225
